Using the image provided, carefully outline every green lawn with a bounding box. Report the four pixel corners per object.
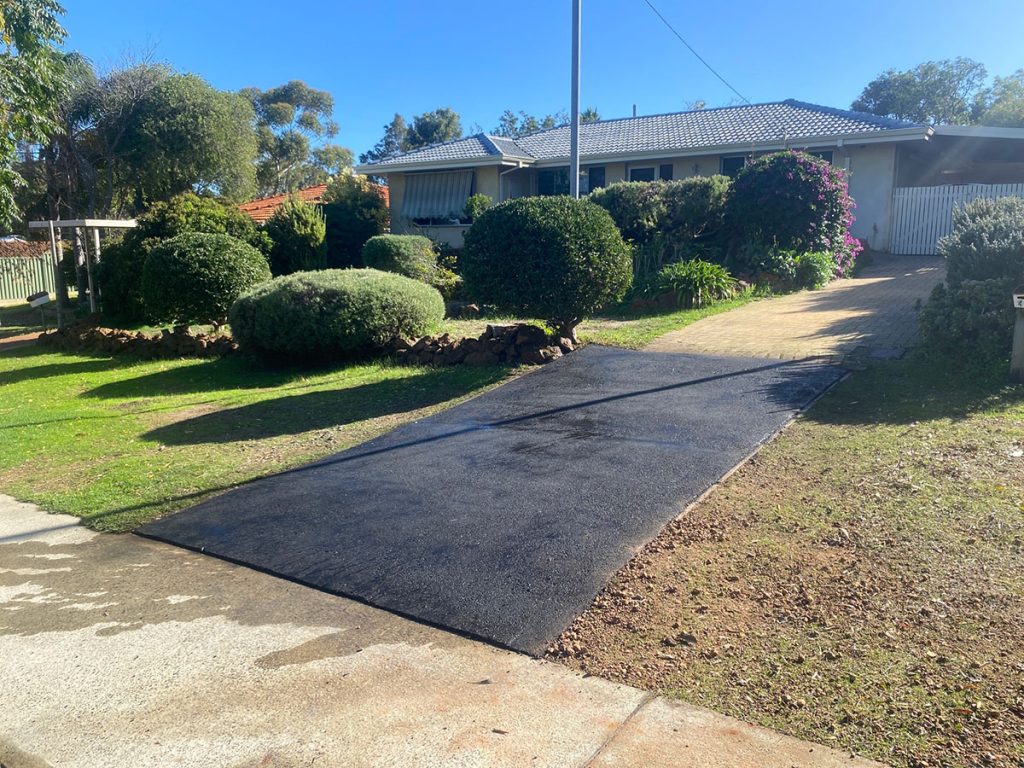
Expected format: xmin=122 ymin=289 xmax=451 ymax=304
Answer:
xmin=0 ymin=346 xmax=508 ymax=531
xmin=440 ymin=292 xmax=760 ymax=349
xmin=554 ymin=354 xmax=1024 ymax=767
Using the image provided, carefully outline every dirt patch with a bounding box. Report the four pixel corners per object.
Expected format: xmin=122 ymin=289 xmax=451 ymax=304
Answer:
xmin=549 ymin=362 xmax=1024 ymax=768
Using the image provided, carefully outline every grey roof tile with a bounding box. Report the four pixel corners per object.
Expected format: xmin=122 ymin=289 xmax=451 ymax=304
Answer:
xmin=363 ymin=100 xmax=919 ymax=169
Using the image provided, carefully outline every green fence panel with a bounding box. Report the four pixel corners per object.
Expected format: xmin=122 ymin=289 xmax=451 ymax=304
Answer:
xmin=0 ymin=254 xmax=55 ymax=301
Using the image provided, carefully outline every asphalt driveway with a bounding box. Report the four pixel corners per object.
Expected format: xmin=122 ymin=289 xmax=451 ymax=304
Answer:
xmin=139 ymin=345 xmax=843 ymax=655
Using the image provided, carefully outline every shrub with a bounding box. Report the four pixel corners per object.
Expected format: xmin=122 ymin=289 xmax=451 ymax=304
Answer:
xmin=464 ymin=193 xmax=493 ymax=222
xmin=939 ymin=197 xmax=1024 ymax=286
xmin=462 ymin=196 xmax=632 ymax=338
xmin=793 ymin=251 xmax=837 ymax=290
xmin=98 ymin=192 xmax=271 ymax=321
xmin=920 ymin=196 xmax=1024 ymax=363
xmin=362 ymin=234 xmax=436 ymax=282
xmin=920 ymin=278 xmax=1018 ymax=363
xmin=588 ymin=182 xmax=665 ymax=245
xmin=322 ymin=172 xmax=389 ymax=268
xmin=264 ymin=195 xmax=327 ymax=276
xmin=726 ymin=151 xmax=861 ymax=276
xmin=363 ymin=234 xmax=462 ymax=299
xmin=141 ymin=233 xmax=271 ymax=326
xmin=660 ymin=175 xmax=731 ymax=245
xmin=229 ymin=268 xmax=444 ymax=360
xmin=647 ymin=259 xmax=735 ymax=308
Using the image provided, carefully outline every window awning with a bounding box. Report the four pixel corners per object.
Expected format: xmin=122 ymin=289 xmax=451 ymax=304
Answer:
xmin=402 ymin=171 xmax=475 ymax=219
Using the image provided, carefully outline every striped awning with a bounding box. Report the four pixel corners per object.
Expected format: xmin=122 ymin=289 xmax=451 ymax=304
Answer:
xmin=402 ymin=170 xmax=475 ymax=219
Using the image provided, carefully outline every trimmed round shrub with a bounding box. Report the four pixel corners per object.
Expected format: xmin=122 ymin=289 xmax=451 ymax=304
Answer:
xmin=264 ymin=195 xmax=327 ymax=276
xmin=98 ymin=192 xmax=271 ymax=322
xmin=726 ymin=151 xmax=861 ymax=276
xmin=362 ymin=234 xmax=437 ymax=282
xmin=462 ymin=196 xmax=632 ymax=337
xmin=939 ymin=196 xmax=1024 ymax=286
xmin=229 ymin=268 xmax=445 ymax=360
xmin=588 ymin=182 xmax=665 ymax=245
xmin=647 ymin=259 xmax=735 ymax=308
xmin=142 ymin=233 xmax=271 ymax=326
xmin=322 ymin=173 xmax=389 ymax=268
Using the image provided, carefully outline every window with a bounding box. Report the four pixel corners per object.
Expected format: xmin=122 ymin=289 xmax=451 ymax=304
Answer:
xmin=629 ymin=167 xmax=656 ymax=182
xmin=720 ymin=156 xmax=746 ymax=178
xmin=538 ymin=167 xmax=570 ymax=196
xmin=659 ymin=164 xmax=674 ymax=181
xmin=807 ymin=150 xmax=834 ymax=164
xmin=587 ymin=166 xmax=606 ymax=191
xmin=404 ymin=170 xmax=475 ymax=225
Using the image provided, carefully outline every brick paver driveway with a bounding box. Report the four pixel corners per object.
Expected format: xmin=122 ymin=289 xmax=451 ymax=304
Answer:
xmin=646 ymin=255 xmax=944 ymax=362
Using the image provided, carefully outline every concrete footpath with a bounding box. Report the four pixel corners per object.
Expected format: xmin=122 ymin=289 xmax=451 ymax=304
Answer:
xmin=0 ymin=496 xmax=881 ymax=768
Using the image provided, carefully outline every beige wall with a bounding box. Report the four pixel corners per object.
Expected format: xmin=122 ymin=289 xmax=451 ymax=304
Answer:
xmin=387 ymin=143 xmax=902 ymax=251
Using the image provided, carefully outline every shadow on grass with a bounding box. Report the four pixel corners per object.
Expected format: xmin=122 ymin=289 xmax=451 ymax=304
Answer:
xmin=143 ymin=365 xmax=507 ymax=445
xmin=82 ymin=354 xmax=322 ymax=399
xmin=802 ymin=352 xmax=1024 ymax=427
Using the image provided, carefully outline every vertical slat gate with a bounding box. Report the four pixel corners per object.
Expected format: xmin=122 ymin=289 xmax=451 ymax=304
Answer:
xmin=890 ymin=183 xmax=1024 ymax=255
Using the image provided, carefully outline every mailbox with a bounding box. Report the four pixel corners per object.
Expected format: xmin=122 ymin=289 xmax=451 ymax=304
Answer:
xmin=27 ymin=290 xmax=51 ymax=308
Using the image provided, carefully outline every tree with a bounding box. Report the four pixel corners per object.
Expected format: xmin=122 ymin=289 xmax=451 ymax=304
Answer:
xmin=975 ymin=69 xmax=1024 ymax=127
xmin=321 ymin=171 xmax=389 ymax=267
xmin=125 ymin=73 xmax=258 ymax=202
xmin=852 ymin=58 xmax=988 ymax=124
xmin=405 ymin=107 xmax=462 ymax=149
xmin=243 ymin=80 xmax=351 ymax=196
xmin=492 ymin=107 xmax=600 ymax=139
xmin=359 ymin=114 xmax=407 ymax=164
xmin=0 ymin=0 xmax=66 ymax=228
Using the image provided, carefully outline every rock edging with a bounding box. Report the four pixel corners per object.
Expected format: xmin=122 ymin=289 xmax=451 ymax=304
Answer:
xmin=389 ymin=323 xmax=576 ymax=367
xmin=38 ymin=323 xmax=236 ymax=359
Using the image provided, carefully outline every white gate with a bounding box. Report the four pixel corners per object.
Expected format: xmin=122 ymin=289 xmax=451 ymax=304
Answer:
xmin=890 ymin=183 xmax=1024 ymax=255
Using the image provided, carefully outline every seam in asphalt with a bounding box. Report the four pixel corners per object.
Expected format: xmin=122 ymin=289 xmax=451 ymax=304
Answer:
xmin=580 ymin=691 xmax=657 ymax=768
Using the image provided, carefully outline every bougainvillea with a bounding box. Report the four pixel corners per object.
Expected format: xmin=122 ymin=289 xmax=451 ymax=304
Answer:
xmin=726 ymin=151 xmax=862 ymax=276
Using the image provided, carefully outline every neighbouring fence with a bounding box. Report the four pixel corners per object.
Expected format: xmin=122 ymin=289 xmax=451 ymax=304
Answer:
xmin=890 ymin=183 xmax=1024 ymax=255
xmin=0 ymin=252 xmax=55 ymax=302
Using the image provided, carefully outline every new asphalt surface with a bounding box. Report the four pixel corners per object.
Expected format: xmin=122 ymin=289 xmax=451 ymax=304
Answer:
xmin=138 ymin=346 xmax=844 ymax=655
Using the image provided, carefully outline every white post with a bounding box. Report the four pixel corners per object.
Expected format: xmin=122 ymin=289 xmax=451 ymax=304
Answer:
xmin=569 ymin=0 xmax=581 ymax=199
xmin=1012 ymin=292 xmax=1024 ymax=384
xmin=47 ymin=220 xmax=64 ymax=329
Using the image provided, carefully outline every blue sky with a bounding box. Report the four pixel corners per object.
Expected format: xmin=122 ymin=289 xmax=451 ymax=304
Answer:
xmin=64 ymin=0 xmax=1024 ymax=158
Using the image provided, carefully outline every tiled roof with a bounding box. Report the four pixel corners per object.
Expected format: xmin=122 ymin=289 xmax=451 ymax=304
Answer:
xmin=361 ymin=100 xmax=920 ymax=170
xmin=239 ymin=182 xmax=390 ymax=224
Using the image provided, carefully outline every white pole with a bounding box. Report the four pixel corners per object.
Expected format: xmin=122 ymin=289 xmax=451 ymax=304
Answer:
xmin=569 ymin=0 xmax=581 ymax=198
xmin=47 ymin=220 xmax=64 ymax=328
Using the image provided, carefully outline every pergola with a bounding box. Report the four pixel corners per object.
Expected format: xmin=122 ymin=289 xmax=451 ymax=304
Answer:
xmin=27 ymin=218 xmax=137 ymax=327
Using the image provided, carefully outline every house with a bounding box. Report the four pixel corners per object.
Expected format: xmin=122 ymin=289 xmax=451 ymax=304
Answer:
xmin=239 ymin=182 xmax=390 ymax=224
xmin=355 ymin=100 xmax=1024 ymax=254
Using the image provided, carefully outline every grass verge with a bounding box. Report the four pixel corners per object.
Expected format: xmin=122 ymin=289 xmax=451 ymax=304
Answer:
xmin=0 ymin=346 xmax=508 ymax=532
xmin=550 ymin=354 xmax=1024 ymax=768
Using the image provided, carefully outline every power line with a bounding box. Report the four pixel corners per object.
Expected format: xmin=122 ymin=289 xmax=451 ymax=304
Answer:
xmin=640 ymin=0 xmax=752 ymax=106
